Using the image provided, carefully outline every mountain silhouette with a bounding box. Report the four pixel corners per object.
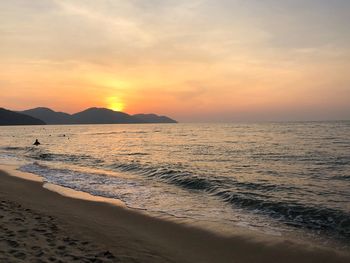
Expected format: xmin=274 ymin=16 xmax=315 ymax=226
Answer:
xmin=0 ymin=108 xmax=46 ymax=126
xmin=133 ymin=114 xmax=177 ymax=123
xmin=21 ymin=107 xmax=72 ymax=124
xmin=19 ymin=107 xmax=177 ymax=124
xmin=71 ymin=107 xmax=140 ymax=124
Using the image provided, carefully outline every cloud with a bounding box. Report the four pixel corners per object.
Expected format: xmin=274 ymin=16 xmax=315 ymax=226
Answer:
xmin=53 ymin=0 xmax=154 ymax=46
xmin=1 ymin=0 xmax=349 ymax=120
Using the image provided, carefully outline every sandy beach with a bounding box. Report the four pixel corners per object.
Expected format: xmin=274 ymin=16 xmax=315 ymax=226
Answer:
xmin=0 ymin=166 xmax=349 ymax=263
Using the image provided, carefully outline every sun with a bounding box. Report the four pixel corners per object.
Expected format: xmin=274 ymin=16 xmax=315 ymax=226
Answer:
xmin=110 ymin=102 xmax=124 ymax=112
xmin=107 ymin=97 xmax=125 ymax=112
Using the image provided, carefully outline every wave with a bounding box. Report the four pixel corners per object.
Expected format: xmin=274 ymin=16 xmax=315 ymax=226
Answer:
xmin=118 ymin=152 xmax=150 ymax=156
xmin=109 ymin=162 xmax=350 ymax=241
xmin=88 ymin=131 xmax=123 ymax=135
xmin=13 ymin=147 xmax=350 ymax=242
xmin=1 ymin=146 xmax=32 ymax=151
xmin=216 ymin=190 xmax=350 ymax=239
xmin=250 ymin=152 xmax=350 ymax=166
xmin=18 ymin=163 xmax=123 ymax=200
xmin=333 ymin=175 xmax=350 ymax=180
xmin=2 ymin=146 xmax=23 ymax=151
xmin=23 ymin=151 xmax=104 ymax=166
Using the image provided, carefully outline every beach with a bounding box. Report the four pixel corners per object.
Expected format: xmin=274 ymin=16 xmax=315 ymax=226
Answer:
xmin=0 ymin=166 xmax=349 ymax=263
xmin=2 ymin=0 xmax=349 ymax=261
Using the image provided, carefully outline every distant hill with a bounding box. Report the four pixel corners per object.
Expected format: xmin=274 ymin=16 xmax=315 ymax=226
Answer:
xmin=133 ymin=114 xmax=177 ymax=123
xmin=0 ymin=108 xmax=46 ymax=126
xmin=21 ymin=107 xmax=72 ymax=124
xmin=71 ymin=107 xmax=141 ymax=124
xmin=19 ymin=107 xmax=177 ymax=124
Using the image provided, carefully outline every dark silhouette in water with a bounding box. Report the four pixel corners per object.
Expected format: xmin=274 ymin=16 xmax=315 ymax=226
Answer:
xmin=33 ymin=139 xmax=40 ymax=146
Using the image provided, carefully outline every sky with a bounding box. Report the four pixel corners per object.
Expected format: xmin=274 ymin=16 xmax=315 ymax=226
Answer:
xmin=0 ymin=0 xmax=349 ymax=122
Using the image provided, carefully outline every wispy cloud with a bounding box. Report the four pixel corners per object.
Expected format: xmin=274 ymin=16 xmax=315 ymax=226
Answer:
xmin=53 ymin=0 xmax=155 ymax=46
xmin=0 ymin=0 xmax=349 ymax=120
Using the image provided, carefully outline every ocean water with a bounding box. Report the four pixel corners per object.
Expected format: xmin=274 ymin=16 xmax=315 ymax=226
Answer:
xmin=0 ymin=122 xmax=349 ymax=247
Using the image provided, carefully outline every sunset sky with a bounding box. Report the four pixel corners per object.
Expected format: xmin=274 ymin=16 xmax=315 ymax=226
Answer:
xmin=1 ymin=0 xmax=349 ymax=122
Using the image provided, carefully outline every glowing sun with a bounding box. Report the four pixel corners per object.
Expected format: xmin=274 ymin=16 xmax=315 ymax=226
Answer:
xmin=107 ymin=97 xmax=125 ymax=112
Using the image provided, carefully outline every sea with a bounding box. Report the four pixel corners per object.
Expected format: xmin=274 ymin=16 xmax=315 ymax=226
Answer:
xmin=0 ymin=122 xmax=349 ymax=248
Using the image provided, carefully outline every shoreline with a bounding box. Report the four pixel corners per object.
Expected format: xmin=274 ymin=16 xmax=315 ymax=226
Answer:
xmin=1 ymin=166 xmax=350 ymax=263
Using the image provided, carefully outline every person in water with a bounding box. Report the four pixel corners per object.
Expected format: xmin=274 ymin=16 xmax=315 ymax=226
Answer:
xmin=33 ymin=139 xmax=40 ymax=146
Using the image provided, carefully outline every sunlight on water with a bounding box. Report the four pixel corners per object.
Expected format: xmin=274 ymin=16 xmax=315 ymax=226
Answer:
xmin=0 ymin=122 xmax=349 ymax=247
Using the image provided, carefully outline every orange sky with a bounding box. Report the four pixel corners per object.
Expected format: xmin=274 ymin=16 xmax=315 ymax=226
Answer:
xmin=0 ymin=0 xmax=349 ymax=121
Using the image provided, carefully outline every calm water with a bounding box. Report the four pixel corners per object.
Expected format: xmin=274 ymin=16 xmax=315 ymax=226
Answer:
xmin=0 ymin=122 xmax=349 ymax=246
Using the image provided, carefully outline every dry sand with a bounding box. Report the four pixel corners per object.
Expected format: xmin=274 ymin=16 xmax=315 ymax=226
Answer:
xmin=0 ymin=167 xmax=349 ymax=263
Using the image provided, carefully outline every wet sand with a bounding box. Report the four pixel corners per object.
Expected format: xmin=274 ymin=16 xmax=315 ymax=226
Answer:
xmin=0 ymin=167 xmax=349 ymax=263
